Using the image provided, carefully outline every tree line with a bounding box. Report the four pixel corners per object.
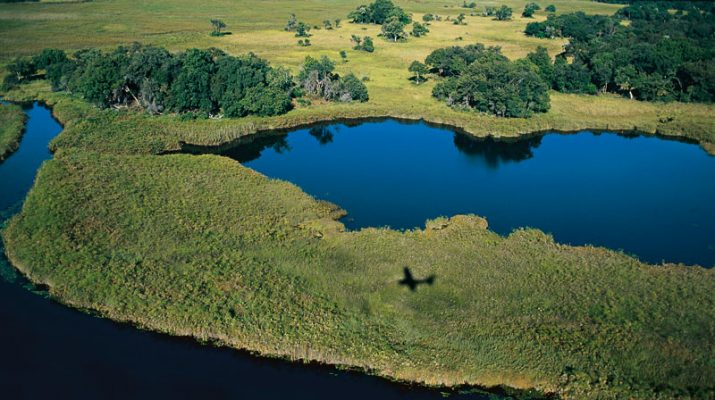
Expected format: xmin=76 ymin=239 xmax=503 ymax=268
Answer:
xmin=3 ymin=45 xmax=368 ymax=118
xmin=524 ymin=2 xmax=715 ymax=102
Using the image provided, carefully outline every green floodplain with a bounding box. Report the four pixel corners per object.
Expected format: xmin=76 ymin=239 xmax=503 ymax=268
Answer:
xmin=0 ymin=102 xmax=25 ymax=161
xmin=1 ymin=0 xmax=715 ymax=398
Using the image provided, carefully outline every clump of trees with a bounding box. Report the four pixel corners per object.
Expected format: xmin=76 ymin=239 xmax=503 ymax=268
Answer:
xmin=348 ymin=0 xmax=410 ymax=24
xmin=298 ymin=56 xmax=369 ymax=102
xmin=522 ymin=3 xmax=540 ymax=18
xmin=4 ymin=45 xmax=297 ymax=118
xmin=524 ymin=4 xmax=715 ymax=103
xmin=351 ymin=35 xmax=375 ymax=52
xmin=424 ymin=44 xmax=550 ymax=117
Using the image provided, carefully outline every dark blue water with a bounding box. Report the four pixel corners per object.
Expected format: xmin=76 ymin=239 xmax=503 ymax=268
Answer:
xmin=0 ymin=104 xmax=501 ymax=399
xmin=206 ymin=119 xmax=715 ymax=268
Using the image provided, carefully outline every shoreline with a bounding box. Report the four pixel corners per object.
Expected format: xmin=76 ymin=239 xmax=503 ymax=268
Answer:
xmin=2 ymin=81 xmax=714 ymax=157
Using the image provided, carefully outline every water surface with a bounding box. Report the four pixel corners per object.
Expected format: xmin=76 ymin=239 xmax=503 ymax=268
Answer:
xmin=202 ymin=119 xmax=715 ymax=267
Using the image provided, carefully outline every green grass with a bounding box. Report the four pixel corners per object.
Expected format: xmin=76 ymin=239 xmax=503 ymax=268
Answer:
xmin=4 ymin=144 xmax=714 ymax=399
xmin=0 ymin=102 xmax=25 ymax=161
xmin=1 ymin=1 xmax=715 ymax=398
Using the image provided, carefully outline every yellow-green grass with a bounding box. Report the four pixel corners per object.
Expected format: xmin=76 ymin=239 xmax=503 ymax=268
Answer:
xmin=0 ymin=102 xmax=25 ymax=161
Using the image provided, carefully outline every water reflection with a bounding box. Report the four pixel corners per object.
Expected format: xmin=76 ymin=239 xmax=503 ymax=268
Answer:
xmin=453 ymin=134 xmax=543 ymax=168
xmin=309 ymin=126 xmax=335 ymax=145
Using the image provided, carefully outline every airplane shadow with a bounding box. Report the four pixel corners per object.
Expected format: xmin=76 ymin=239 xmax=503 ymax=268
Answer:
xmin=398 ymin=267 xmax=435 ymax=292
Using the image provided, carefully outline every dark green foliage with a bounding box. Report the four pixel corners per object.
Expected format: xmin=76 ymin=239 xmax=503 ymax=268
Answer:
xmin=522 ymin=3 xmax=540 ymax=18
xmin=2 ymin=57 xmax=36 ymax=90
xmin=339 ymin=50 xmax=348 ymax=62
xmin=552 ymin=57 xmax=596 ymax=94
xmin=425 ymin=44 xmax=507 ymax=77
xmin=524 ymin=8 xmax=715 ymax=103
xmin=298 ymin=56 xmax=368 ymax=102
xmin=422 ymin=13 xmax=434 ymax=22
xmin=348 ymin=0 xmax=410 ymax=24
xmin=351 ymin=35 xmax=375 ymax=52
xmin=339 ymin=73 xmax=369 ymax=102
xmin=19 ymin=45 xmax=296 ymax=116
xmin=408 ymin=61 xmax=428 ymax=84
xmin=453 ymin=13 xmax=466 ymax=25
xmin=494 ymin=5 xmax=512 ymax=21
xmin=323 ymin=19 xmax=333 ymax=30
xmin=430 ymin=45 xmax=549 ymax=117
xmin=526 ymin=46 xmax=553 ymax=84
xmin=463 ymin=1 xmax=477 ymax=9
xmin=168 ymin=49 xmax=217 ymax=113
xmin=545 ymin=4 xmax=556 ymax=13
xmin=381 ymin=16 xmax=407 ymax=42
xmin=411 ymin=22 xmax=429 ymax=37
xmin=295 ymin=22 xmax=311 ymax=37
xmin=32 ymin=49 xmax=67 ymax=70
xmin=297 ymin=39 xmax=311 ymax=46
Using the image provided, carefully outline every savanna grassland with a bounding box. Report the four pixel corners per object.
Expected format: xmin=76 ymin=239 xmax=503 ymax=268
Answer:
xmin=0 ymin=102 xmax=25 ymax=161
xmin=1 ymin=1 xmax=715 ymax=399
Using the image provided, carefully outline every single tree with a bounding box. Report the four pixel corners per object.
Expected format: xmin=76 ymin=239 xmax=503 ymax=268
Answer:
xmin=339 ymin=50 xmax=348 ymax=62
xmin=408 ymin=60 xmax=428 ymax=84
xmin=412 ymin=22 xmax=430 ymax=37
xmin=453 ymin=13 xmax=466 ymax=25
xmin=381 ymin=16 xmax=407 ymax=42
xmin=295 ymin=22 xmax=311 ymax=37
xmin=422 ymin=13 xmax=434 ymax=22
xmin=323 ymin=19 xmax=333 ymax=30
xmin=495 ymin=5 xmax=512 ymax=21
xmin=545 ymin=4 xmax=556 ymax=13
xmin=210 ymin=19 xmax=227 ymax=36
xmin=285 ymin=13 xmax=298 ymax=31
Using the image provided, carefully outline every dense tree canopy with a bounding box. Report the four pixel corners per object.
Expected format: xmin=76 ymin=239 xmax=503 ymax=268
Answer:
xmin=5 ymin=44 xmax=296 ymax=117
xmin=348 ymin=0 xmax=410 ymax=24
xmin=524 ymin=4 xmax=715 ymax=103
xmin=426 ymin=44 xmax=550 ymax=117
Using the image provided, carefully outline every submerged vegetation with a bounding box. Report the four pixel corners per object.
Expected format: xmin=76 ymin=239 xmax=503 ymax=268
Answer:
xmin=0 ymin=102 xmax=25 ymax=161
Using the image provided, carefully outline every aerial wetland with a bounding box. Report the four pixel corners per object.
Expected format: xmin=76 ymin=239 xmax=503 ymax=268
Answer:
xmin=2 ymin=0 xmax=715 ymax=398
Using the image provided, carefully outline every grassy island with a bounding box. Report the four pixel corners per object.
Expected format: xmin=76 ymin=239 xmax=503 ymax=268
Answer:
xmin=0 ymin=102 xmax=25 ymax=161
xmin=2 ymin=0 xmax=715 ymax=398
